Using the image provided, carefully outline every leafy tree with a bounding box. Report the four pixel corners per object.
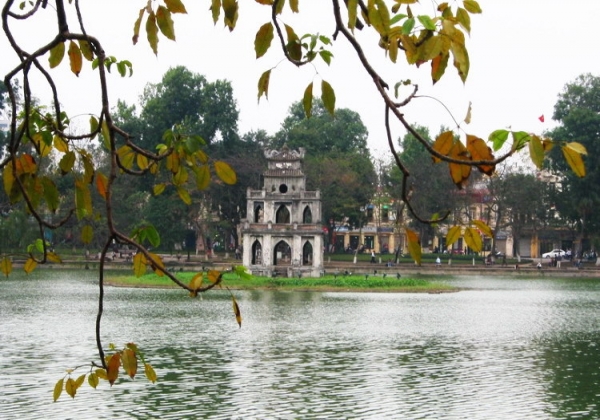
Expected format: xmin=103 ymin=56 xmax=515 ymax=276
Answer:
xmin=273 ymin=99 xmax=369 ymax=155
xmin=547 ymin=74 xmax=600 ymax=253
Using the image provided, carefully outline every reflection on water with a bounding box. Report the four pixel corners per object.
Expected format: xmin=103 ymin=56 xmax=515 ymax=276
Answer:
xmin=1 ymin=272 xmax=600 ymax=419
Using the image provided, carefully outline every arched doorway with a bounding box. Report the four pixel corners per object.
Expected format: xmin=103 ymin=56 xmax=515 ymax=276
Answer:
xmin=254 ymin=203 xmax=264 ymax=223
xmin=273 ymin=240 xmax=292 ymax=266
xmin=302 ymin=241 xmax=313 ymax=265
xmin=251 ymin=240 xmax=262 ymax=265
xmin=276 ymin=205 xmax=290 ymax=224
xmin=303 ymin=205 xmax=312 ymax=223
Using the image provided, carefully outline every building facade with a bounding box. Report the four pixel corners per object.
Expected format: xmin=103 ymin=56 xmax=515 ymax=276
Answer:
xmin=241 ymin=146 xmax=324 ymax=277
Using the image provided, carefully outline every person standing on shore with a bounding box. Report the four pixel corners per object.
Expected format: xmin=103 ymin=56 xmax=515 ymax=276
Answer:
xmin=371 ymin=250 xmax=376 ymax=263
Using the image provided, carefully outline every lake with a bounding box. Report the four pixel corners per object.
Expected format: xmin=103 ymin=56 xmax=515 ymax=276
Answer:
xmin=1 ymin=271 xmax=600 ymax=419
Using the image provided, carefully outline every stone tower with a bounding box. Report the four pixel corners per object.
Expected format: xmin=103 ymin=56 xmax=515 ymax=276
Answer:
xmin=241 ymin=146 xmax=323 ymax=277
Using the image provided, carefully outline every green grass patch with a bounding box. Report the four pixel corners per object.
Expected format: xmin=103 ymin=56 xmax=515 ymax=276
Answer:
xmin=107 ymin=271 xmax=455 ymax=293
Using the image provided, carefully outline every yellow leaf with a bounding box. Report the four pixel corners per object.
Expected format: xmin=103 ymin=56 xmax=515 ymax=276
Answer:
xmin=133 ymin=252 xmax=147 ymax=277
xmin=255 ymin=22 xmax=274 ymax=59
xmin=562 ymin=145 xmax=586 ymax=177
xmin=211 ymin=0 xmax=220 ymax=23
xmin=121 ymin=348 xmax=138 ymax=379
xmin=23 ymin=258 xmax=37 ymax=274
xmin=164 ymin=0 xmax=187 ymax=13
xmin=257 ymin=69 xmax=271 ymax=101
xmin=53 ymin=135 xmax=69 ymax=153
xmin=148 ymin=252 xmax=166 ymax=276
xmin=431 ymin=130 xmax=454 ymax=163
xmin=68 ymin=41 xmax=83 ymax=76
xmin=189 ymin=273 xmax=203 ymax=297
xmin=472 ymin=220 xmax=493 ymax=238
xmin=321 ymin=80 xmax=336 ymax=116
xmin=176 ymin=187 xmax=192 ymax=205
xmin=47 ymin=252 xmax=62 ymax=263
xmin=347 ymin=0 xmax=357 ymax=31
xmin=446 ymin=225 xmax=462 ymax=247
xmin=214 ymin=160 xmax=237 ymax=185
xmin=88 ymin=372 xmax=99 ymax=389
xmin=3 ymin=162 xmax=14 ymax=197
xmin=53 ymin=378 xmax=64 ymax=402
xmin=107 ymin=353 xmax=121 ymax=386
xmin=75 ymin=374 xmax=86 ymax=389
xmin=95 ymin=368 xmax=108 ymax=380
xmin=528 ymin=134 xmax=544 ymax=169
xmin=406 ymin=228 xmax=422 ymax=265
xmin=464 ymin=227 xmax=482 ymax=252
xmin=48 ymin=42 xmax=65 ymax=68
xmin=153 ymin=183 xmax=166 ymax=196
xmin=208 ymin=270 xmax=223 ymax=284
xmin=466 ymin=134 xmax=495 ymax=175
xmin=565 ymin=141 xmax=587 ymax=155
xmin=65 ymin=377 xmax=77 ymax=398
xmin=194 ymin=165 xmax=210 ymax=191
xmin=137 ymin=153 xmax=149 ymax=170
xmin=144 ymin=363 xmax=157 ymax=383
xmin=81 ymin=225 xmax=94 ymax=244
xmin=448 ymin=141 xmax=471 ymax=189
xmin=1 ymin=257 xmax=12 ymax=277
xmin=232 ymin=295 xmax=242 ymax=328
xmin=156 ymin=5 xmax=176 ymax=41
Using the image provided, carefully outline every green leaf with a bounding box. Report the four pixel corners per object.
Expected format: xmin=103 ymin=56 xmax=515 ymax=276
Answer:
xmin=48 ymin=42 xmax=65 ymax=68
xmin=511 ymin=131 xmax=530 ymax=151
xmin=255 ymin=22 xmax=274 ymax=59
xmin=463 ymin=0 xmax=482 ymax=13
xmin=257 ymin=69 xmax=271 ymax=101
xmin=156 ymin=5 xmax=176 ymax=41
xmin=456 ymin=8 xmax=471 ymax=34
xmin=41 ymin=177 xmax=60 ymax=212
xmin=417 ymin=15 xmax=436 ymax=31
xmin=303 ymin=82 xmax=313 ymax=118
xmin=146 ymin=10 xmax=159 ymax=54
xmin=347 ymin=0 xmax=358 ymax=31
xmin=195 ymin=165 xmax=210 ymax=190
xmin=81 ymin=225 xmax=94 ymax=244
xmin=87 ymin=372 xmax=99 ymax=389
xmin=214 ymin=160 xmax=237 ymax=185
xmin=222 ymin=0 xmax=238 ymax=31
xmin=402 ymin=17 xmax=415 ymax=34
xmin=284 ymin=24 xmax=301 ymax=60
xmin=78 ymin=40 xmax=94 ymax=61
xmin=321 ymin=80 xmax=336 ymax=116
xmin=144 ymin=225 xmax=161 ymax=248
xmin=59 ymin=151 xmax=76 ymax=175
xmin=488 ymin=129 xmax=509 ymax=151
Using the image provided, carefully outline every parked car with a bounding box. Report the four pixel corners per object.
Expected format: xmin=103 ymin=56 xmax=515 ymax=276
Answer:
xmin=542 ymin=249 xmax=566 ymax=258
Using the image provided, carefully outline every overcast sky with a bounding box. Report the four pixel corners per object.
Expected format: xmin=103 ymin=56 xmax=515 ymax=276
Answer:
xmin=2 ymin=1 xmax=599 ymax=157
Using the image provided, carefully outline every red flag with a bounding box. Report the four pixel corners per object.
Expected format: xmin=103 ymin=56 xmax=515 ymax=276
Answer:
xmin=538 ymin=115 xmax=545 ymax=122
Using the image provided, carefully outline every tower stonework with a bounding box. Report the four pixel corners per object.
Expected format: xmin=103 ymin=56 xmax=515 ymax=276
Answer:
xmin=241 ymin=146 xmax=324 ymax=277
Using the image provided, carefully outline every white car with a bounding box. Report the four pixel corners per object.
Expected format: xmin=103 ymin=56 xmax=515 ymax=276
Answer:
xmin=542 ymin=249 xmax=566 ymax=258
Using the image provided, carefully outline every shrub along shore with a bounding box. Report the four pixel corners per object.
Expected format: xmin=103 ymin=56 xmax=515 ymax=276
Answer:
xmin=107 ymin=271 xmax=457 ymax=293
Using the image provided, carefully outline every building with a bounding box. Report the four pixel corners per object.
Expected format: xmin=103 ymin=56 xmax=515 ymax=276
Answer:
xmin=241 ymin=146 xmax=324 ymax=277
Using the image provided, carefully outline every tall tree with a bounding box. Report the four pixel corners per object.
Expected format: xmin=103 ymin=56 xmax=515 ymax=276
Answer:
xmin=548 ymin=74 xmax=600 ymax=252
